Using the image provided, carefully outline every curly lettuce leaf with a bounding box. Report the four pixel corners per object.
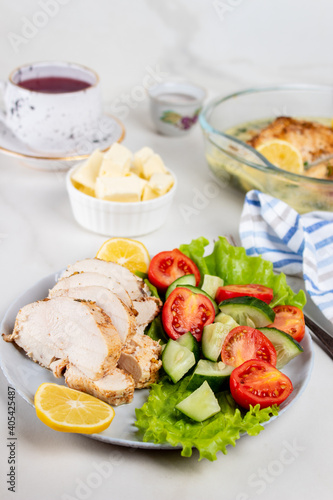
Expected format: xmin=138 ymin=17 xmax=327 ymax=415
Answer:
xmin=135 ymin=375 xmax=278 ymax=461
xmin=180 ymin=236 xmax=306 ymax=309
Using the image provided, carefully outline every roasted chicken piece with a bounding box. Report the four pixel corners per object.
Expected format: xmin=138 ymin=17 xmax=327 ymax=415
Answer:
xmin=49 ymin=271 xmax=132 ymax=308
xmin=50 ymin=286 xmax=137 ymax=344
xmin=65 ymin=364 xmax=135 ymax=406
xmin=133 ymin=296 xmax=162 ymax=333
xmin=118 ymin=333 xmax=162 ymax=388
xmin=248 ymin=116 xmax=333 ymax=164
xmin=62 ymin=258 xmax=147 ymax=301
xmin=4 ymin=297 xmax=122 ymax=380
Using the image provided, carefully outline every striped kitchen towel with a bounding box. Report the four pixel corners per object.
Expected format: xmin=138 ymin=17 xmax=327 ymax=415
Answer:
xmin=239 ymin=190 xmax=333 ymax=323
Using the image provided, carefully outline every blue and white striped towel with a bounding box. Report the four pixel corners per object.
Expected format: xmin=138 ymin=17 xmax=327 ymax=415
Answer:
xmin=239 ymin=190 xmax=333 ymax=324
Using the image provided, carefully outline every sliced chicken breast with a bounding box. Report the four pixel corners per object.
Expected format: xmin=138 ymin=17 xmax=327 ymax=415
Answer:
xmin=49 ymin=272 xmax=132 ymax=308
xmin=5 ymin=297 xmax=122 ymax=380
xmin=65 ymin=364 xmax=135 ymax=406
xmin=118 ymin=333 xmax=162 ymax=389
xmin=132 ymin=297 xmax=162 ymax=328
xmin=51 ymin=286 xmax=137 ymax=344
xmin=62 ymin=259 xmax=147 ymax=300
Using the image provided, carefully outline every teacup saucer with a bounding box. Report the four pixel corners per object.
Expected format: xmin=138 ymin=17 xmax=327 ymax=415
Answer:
xmin=0 ymin=114 xmax=125 ymax=171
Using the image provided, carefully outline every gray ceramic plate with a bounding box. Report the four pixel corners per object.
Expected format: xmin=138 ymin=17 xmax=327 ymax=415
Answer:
xmin=0 ymin=271 xmax=314 ymax=449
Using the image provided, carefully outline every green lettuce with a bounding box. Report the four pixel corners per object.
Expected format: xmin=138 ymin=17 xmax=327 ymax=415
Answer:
xmin=179 ymin=236 xmax=306 ymax=308
xmin=135 ymin=375 xmax=278 ymax=461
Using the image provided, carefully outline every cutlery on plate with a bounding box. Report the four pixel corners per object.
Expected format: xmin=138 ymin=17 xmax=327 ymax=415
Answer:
xmin=303 ymin=314 xmax=333 ymax=361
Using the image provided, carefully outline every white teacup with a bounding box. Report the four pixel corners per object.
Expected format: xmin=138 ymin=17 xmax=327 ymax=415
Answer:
xmin=0 ymin=61 xmax=102 ymax=154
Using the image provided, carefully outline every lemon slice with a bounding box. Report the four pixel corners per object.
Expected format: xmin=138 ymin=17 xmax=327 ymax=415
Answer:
xmin=34 ymin=383 xmax=115 ymax=434
xmin=257 ymin=140 xmax=304 ymax=174
xmin=96 ymin=237 xmax=150 ymax=273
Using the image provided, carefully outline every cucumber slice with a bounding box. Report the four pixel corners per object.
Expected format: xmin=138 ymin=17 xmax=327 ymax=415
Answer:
xmin=201 ymin=275 xmax=224 ymax=299
xmin=187 ymin=360 xmax=233 ymax=392
xmin=177 ymin=284 xmax=219 ymax=314
xmin=177 ymin=332 xmax=200 ymax=362
xmin=176 ymin=381 xmax=221 ymax=422
xmin=162 ymin=339 xmax=196 ymax=383
xmin=165 ymin=274 xmax=196 ymax=299
xmin=202 ymin=319 xmax=236 ymax=362
xmin=218 ymin=296 xmax=275 ymax=327
xmin=259 ymin=327 xmax=304 ymax=369
xmin=214 ymin=312 xmax=239 ymax=329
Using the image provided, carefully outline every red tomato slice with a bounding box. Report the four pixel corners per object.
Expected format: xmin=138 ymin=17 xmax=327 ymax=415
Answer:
xmin=162 ymin=287 xmax=215 ymax=341
xmin=216 ymin=284 xmax=273 ymax=304
xmin=267 ymin=305 xmax=305 ymax=342
xmin=230 ymin=359 xmax=293 ymax=409
xmin=148 ymin=249 xmax=200 ymax=293
xmin=221 ymin=326 xmax=277 ymax=367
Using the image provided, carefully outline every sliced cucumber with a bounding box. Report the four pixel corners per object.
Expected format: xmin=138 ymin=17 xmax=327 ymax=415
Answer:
xmin=187 ymin=360 xmax=233 ymax=392
xmin=176 ymin=381 xmax=221 ymax=422
xmin=214 ymin=312 xmax=239 ymax=329
xmin=162 ymin=339 xmax=196 ymax=383
xmin=218 ymin=296 xmax=275 ymax=327
xmin=177 ymin=332 xmax=200 ymax=362
xmin=201 ymin=275 xmax=224 ymax=300
xmin=259 ymin=327 xmax=304 ymax=369
xmin=202 ymin=318 xmax=236 ymax=362
xmin=177 ymin=284 xmax=219 ymax=314
xmin=165 ymin=274 xmax=196 ymax=299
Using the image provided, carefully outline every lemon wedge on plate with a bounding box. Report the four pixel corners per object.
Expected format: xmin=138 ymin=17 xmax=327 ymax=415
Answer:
xmin=96 ymin=237 xmax=150 ymax=274
xmin=34 ymin=383 xmax=115 ymax=434
xmin=257 ymin=140 xmax=304 ymax=174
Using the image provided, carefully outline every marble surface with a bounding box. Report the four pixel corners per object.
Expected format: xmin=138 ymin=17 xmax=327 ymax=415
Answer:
xmin=1 ymin=1 xmax=333 ymax=499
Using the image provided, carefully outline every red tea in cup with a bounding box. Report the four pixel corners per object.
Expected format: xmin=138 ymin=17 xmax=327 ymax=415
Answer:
xmin=18 ymin=77 xmax=91 ymax=94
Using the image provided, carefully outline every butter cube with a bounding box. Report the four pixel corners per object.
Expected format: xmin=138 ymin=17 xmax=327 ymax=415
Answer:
xmin=142 ymin=154 xmax=167 ymax=180
xmin=148 ymin=173 xmax=174 ymax=196
xmin=142 ymin=184 xmax=159 ymax=201
xmin=71 ymin=179 xmax=95 ymax=198
xmin=71 ymin=149 xmax=103 ymax=190
xmin=95 ymin=174 xmax=147 ymax=202
xmin=100 ymin=143 xmax=132 ymax=177
xmin=132 ymin=147 xmax=154 ymax=176
xmin=99 ymin=158 xmax=127 ymax=178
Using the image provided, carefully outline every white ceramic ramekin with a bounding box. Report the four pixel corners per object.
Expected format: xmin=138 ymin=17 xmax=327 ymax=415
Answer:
xmin=66 ymin=165 xmax=177 ymax=236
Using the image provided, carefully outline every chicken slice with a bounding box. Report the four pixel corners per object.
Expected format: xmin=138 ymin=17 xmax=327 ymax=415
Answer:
xmin=133 ymin=297 xmax=162 ymax=329
xmin=65 ymin=364 xmax=135 ymax=406
xmin=51 ymin=286 xmax=137 ymax=344
xmin=248 ymin=116 xmax=333 ymax=163
xmin=5 ymin=297 xmax=122 ymax=380
xmin=49 ymin=358 xmax=67 ymax=378
xmin=118 ymin=333 xmax=162 ymax=389
xmin=49 ymin=272 xmax=132 ymax=308
xmin=61 ymin=259 xmax=147 ymax=300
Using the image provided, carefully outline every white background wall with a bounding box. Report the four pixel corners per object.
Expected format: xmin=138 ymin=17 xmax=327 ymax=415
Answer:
xmin=1 ymin=0 xmax=332 ymax=102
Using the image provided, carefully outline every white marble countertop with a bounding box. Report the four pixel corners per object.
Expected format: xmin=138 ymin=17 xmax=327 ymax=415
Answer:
xmin=1 ymin=1 xmax=333 ymax=499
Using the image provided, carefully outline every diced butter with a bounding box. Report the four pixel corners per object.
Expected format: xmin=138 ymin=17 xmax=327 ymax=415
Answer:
xmin=71 ymin=149 xmax=103 ymax=190
xmin=142 ymin=184 xmax=159 ymax=201
xmin=100 ymin=143 xmax=132 ymax=177
xmin=148 ymin=173 xmax=174 ymax=196
xmin=71 ymin=179 xmax=95 ymax=197
xmin=99 ymin=158 xmax=128 ymax=177
xmin=142 ymin=154 xmax=167 ymax=180
xmin=95 ymin=174 xmax=147 ymax=202
xmin=132 ymin=147 xmax=154 ymax=176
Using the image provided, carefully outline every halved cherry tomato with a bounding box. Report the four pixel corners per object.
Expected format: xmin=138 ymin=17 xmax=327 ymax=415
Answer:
xmin=162 ymin=287 xmax=215 ymax=341
xmin=267 ymin=305 xmax=305 ymax=342
xmin=230 ymin=359 xmax=293 ymax=409
xmin=221 ymin=326 xmax=277 ymax=367
xmin=148 ymin=249 xmax=200 ymax=293
xmin=216 ymin=284 xmax=273 ymax=304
